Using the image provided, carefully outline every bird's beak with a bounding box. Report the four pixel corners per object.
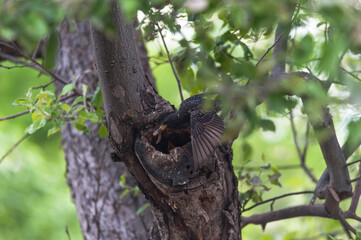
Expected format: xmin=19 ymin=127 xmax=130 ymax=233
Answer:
xmin=159 ymin=124 xmax=167 ymax=131
xmin=153 ymin=124 xmax=167 ymax=136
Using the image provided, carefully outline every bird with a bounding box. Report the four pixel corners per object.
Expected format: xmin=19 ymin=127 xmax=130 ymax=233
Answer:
xmin=153 ymin=94 xmax=224 ymax=170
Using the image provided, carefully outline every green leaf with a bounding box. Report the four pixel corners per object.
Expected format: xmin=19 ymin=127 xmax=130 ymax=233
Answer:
xmin=91 ymin=85 xmax=103 ymax=108
xmin=249 ymin=174 xmax=262 ymax=186
xmin=98 ymin=124 xmax=108 ymax=138
xmin=268 ymin=173 xmax=282 ymax=187
xmin=60 ymin=84 xmax=75 ymax=96
xmin=79 ymin=112 xmax=100 ymax=123
xmin=119 ymin=189 xmax=130 ymax=200
xmin=136 ymin=203 xmax=149 ymax=216
xmin=47 ymin=126 xmax=61 ymax=137
xmin=71 ymin=96 xmax=84 ymax=106
xmin=81 ymin=84 xmax=88 ymax=97
xmin=25 ymin=118 xmax=47 ymax=134
xmin=73 ymin=106 xmax=86 ymax=113
xmin=133 ymin=186 xmax=139 ymax=197
xmin=60 ymin=104 xmax=71 ymax=113
xmin=35 ymin=91 xmax=55 ymax=104
xmin=31 ymin=110 xmax=45 ymax=122
xmin=230 ymin=61 xmax=256 ymax=79
xmin=250 ymin=190 xmax=262 ymax=203
xmin=356 ymin=231 xmax=361 ymax=240
xmin=239 ymin=192 xmax=248 ymax=203
xmin=120 ymin=174 xmax=126 ymax=185
xmin=73 ymin=122 xmax=87 ymax=131
xmin=11 ymin=98 xmax=32 ymax=107
xmin=259 ymin=119 xmax=276 ymax=132
xmin=240 ymin=41 xmax=253 ymax=60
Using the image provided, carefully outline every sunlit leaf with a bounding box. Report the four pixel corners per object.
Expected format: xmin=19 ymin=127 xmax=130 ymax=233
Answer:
xmin=91 ymin=85 xmax=103 ymax=108
xmin=136 ymin=203 xmax=149 ymax=216
xmin=11 ymin=98 xmax=31 ymax=107
xmin=81 ymin=84 xmax=88 ymax=97
xmin=25 ymin=118 xmax=47 ymax=134
xmin=98 ymin=124 xmax=108 ymax=138
xmin=60 ymin=84 xmax=75 ymax=97
xmin=119 ymin=189 xmax=130 ymax=200
xmin=60 ymin=104 xmax=71 ymax=113
xmin=47 ymin=126 xmax=61 ymax=136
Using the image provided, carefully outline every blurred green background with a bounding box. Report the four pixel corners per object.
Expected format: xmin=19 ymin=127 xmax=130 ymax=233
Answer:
xmin=0 ymin=65 xmax=82 ymax=240
xmin=0 ymin=42 xmax=360 ymax=240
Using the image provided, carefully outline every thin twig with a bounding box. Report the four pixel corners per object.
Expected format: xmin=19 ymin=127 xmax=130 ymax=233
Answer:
xmin=349 ymin=176 xmax=361 ymax=183
xmin=0 ymin=110 xmax=30 ymax=122
xmin=234 ymin=164 xmax=301 ymax=171
xmin=348 ymin=162 xmax=361 ymax=215
xmin=0 ymin=51 xmax=68 ymax=85
xmin=341 ymin=67 xmax=361 ymax=82
xmin=290 ymin=111 xmax=317 ymax=183
xmin=256 ymin=33 xmax=283 ymax=67
xmin=338 ymin=216 xmax=355 ymax=237
xmin=351 ymin=215 xmax=361 ymax=222
xmin=346 ymin=159 xmax=361 ymax=167
xmin=0 ymin=133 xmax=30 ymax=163
xmin=243 ymin=191 xmax=314 ymax=212
xmin=0 ymin=41 xmax=68 ymax=85
xmin=0 ymin=64 xmax=27 ymax=69
xmin=155 ymin=23 xmax=184 ymax=102
xmin=32 ymin=80 xmax=55 ymax=90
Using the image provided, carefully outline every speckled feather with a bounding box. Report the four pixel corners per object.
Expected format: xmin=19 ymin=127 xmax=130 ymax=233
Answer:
xmin=162 ymin=94 xmax=224 ymax=170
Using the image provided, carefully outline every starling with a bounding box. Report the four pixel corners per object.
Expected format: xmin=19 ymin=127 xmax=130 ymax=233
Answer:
xmin=154 ymin=94 xmax=224 ymax=170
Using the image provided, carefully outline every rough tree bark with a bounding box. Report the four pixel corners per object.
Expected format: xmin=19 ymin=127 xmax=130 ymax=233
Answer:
xmin=91 ymin=3 xmax=241 ymax=240
xmin=54 ymin=20 xmax=154 ymax=240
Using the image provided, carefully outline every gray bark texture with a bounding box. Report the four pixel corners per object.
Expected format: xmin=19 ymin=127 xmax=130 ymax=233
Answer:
xmin=54 ymin=20 xmax=153 ymax=240
xmin=91 ymin=3 xmax=241 ymax=240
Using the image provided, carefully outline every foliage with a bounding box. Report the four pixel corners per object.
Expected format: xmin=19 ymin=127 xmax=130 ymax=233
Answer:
xmin=0 ymin=66 xmax=82 ymax=240
xmin=11 ymin=84 xmax=106 ymax=137
xmin=1 ymin=0 xmax=361 ymax=239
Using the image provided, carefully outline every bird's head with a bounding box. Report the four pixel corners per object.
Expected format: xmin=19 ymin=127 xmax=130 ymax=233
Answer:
xmin=153 ymin=124 xmax=167 ymax=136
xmin=152 ymin=112 xmax=177 ymax=140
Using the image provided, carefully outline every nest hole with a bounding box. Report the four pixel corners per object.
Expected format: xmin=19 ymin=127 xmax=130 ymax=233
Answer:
xmin=145 ymin=127 xmax=191 ymax=154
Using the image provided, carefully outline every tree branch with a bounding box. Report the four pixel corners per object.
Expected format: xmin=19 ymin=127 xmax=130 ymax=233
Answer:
xmin=0 ymin=51 xmax=68 ymax=85
xmin=346 ymin=161 xmax=361 ymax=214
xmin=256 ymin=34 xmax=283 ymax=67
xmin=0 ymin=110 xmax=29 ymax=122
xmin=243 ymin=191 xmax=314 ymax=212
xmin=241 ymin=204 xmax=332 ymax=228
xmin=156 ymin=22 xmax=184 ymax=102
xmin=290 ymin=111 xmax=317 ymax=183
xmin=0 ymin=133 xmax=29 ymax=163
xmin=305 ymin=103 xmax=351 ymax=199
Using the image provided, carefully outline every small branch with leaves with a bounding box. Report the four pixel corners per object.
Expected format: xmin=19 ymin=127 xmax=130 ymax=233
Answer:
xmin=155 ymin=22 xmax=184 ymax=102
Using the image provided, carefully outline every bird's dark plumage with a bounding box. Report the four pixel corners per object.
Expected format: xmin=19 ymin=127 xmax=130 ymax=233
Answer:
xmin=156 ymin=94 xmax=224 ymax=170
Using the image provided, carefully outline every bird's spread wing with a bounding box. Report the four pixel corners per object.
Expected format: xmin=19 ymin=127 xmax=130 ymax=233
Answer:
xmin=190 ymin=111 xmax=224 ymax=170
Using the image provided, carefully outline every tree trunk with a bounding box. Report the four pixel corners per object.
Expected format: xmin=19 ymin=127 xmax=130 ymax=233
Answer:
xmin=55 ymin=20 xmax=153 ymax=240
xmin=91 ymin=3 xmax=241 ymax=239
